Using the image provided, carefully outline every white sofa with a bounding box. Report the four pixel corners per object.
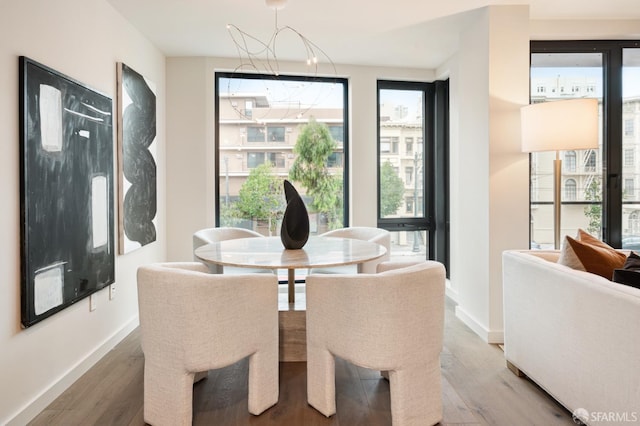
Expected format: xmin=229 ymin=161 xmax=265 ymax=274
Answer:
xmin=502 ymin=250 xmax=640 ymax=425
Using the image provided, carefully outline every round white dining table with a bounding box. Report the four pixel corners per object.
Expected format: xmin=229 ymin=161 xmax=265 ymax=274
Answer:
xmin=194 ymin=235 xmax=387 ymax=304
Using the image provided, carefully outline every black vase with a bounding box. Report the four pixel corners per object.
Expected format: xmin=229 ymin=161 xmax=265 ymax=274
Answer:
xmin=280 ymin=180 xmax=310 ymax=249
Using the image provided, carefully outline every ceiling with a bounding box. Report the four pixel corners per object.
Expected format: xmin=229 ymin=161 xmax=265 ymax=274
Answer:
xmin=107 ymin=0 xmax=640 ymax=69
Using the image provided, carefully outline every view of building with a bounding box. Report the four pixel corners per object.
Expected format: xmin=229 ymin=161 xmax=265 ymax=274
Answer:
xmin=217 ymin=89 xmax=344 ymax=235
xmin=217 ymin=81 xmax=428 ymax=255
xmin=529 ymin=72 xmax=640 ymax=248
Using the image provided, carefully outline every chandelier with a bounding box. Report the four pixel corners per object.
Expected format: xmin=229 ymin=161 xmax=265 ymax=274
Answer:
xmin=226 ymin=0 xmax=336 ymax=77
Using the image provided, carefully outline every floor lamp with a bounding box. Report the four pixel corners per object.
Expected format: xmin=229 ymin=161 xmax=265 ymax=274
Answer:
xmin=521 ymin=98 xmax=599 ymax=249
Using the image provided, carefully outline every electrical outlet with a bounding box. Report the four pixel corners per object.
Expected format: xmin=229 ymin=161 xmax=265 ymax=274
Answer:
xmin=90 ymin=294 xmax=97 ymax=311
xmin=109 ymin=284 xmax=116 ymax=300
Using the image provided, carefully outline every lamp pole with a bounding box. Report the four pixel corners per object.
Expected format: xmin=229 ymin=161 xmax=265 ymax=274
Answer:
xmin=224 ymin=155 xmax=229 ymax=207
xmin=413 ymin=151 xmax=420 ymax=252
xmin=553 ymin=151 xmax=562 ymax=249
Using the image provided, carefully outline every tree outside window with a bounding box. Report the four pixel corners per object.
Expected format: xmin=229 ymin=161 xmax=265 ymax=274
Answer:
xmin=289 ymin=117 xmax=343 ymax=228
xmin=379 ymin=161 xmax=404 ymax=217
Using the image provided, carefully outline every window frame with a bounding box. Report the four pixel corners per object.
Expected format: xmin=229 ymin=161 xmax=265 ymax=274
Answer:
xmin=376 ymin=79 xmax=449 ymax=270
xmin=376 ymin=80 xmax=433 ymax=232
xmin=214 ymin=71 xmax=350 ymax=229
xmin=530 ymin=40 xmax=640 ymax=248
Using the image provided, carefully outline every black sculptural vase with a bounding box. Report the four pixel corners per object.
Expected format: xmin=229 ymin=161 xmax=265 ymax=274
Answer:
xmin=280 ymin=180 xmax=310 ymax=249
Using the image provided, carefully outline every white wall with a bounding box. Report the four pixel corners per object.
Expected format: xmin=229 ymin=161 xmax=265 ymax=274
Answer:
xmin=530 ymin=19 xmax=640 ymax=40
xmin=0 ymin=1 xmax=166 ymax=424
xmin=449 ymin=6 xmax=530 ymax=343
xmin=166 ymin=57 xmax=435 ymax=261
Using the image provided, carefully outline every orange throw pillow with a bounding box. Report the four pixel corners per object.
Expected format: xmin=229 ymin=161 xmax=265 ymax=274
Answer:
xmin=558 ymin=229 xmax=626 ymax=279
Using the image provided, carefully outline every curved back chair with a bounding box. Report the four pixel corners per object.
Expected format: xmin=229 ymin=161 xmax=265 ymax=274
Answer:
xmin=193 ymin=227 xmax=272 ymax=274
xmin=305 ymin=260 xmax=446 ymax=426
xmin=312 ymin=226 xmax=391 ymax=274
xmin=137 ymin=262 xmax=279 ymax=425
xmin=193 ymin=227 xmax=264 ymax=255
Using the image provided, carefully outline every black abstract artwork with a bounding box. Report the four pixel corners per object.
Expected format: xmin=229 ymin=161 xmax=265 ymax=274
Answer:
xmin=19 ymin=57 xmax=115 ymax=327
xmin=117 ymin=63 xmax=157 ymax=254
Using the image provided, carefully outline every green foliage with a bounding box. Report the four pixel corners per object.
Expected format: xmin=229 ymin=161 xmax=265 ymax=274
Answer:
xmin=219 ymin=202 xmax=242 ymax=227
xmin=379 ymin=161 xmax=405 ymax=217
xmin=583 ymin=176 xmax=602 ymax=238
xmin=289 ymin=117 xmax=342 ymax=226
xmin=236 ymin=163 xmax=284 ymax=234
xmin=317 ymin=175 xmax=343 ymax=229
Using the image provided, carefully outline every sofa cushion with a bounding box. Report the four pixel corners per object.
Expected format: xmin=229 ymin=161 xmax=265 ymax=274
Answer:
xmin=612 ymin=251 xmax=640 ymax=289
xmin=622 ymin=250 xmax=640 ymax=269
xmin=557 ymin=229 xmax=626 ymax=279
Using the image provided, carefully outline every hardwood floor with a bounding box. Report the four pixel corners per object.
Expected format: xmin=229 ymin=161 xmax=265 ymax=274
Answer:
xmin=29 ymin=299 xmax=575 ymax=426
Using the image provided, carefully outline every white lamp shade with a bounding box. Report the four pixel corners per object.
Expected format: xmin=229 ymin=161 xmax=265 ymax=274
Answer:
xmin=521 ymin=98 xmax=599 ymax=153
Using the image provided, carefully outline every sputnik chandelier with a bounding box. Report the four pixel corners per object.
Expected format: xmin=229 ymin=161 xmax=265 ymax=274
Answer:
xmin=226 ymin=0 xmax=336 ymax=76
xmin=225 ymin=0 xmax=338 ymax=122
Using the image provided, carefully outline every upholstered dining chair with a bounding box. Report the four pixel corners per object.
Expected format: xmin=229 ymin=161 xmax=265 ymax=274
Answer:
xmin=310 ymin=226 xmax=391 ymax=274
xmin=137 ymin=262 xmax=279 ymax=425
xmin=306 ymin=260 xmax=446 ymax=426
xmin=193 ymin=226 xmax=272 ymax=274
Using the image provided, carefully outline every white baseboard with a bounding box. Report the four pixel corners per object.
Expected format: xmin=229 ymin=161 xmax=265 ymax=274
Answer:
xmin=6 ymin=316 xmax=139 ymax=426
xmin=454 ymin=305 xmax=504 ymax=344
xmin=445 ymin=279 xmax=458 ymax=303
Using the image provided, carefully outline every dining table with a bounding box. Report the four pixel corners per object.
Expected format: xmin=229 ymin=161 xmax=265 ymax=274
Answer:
xmin=194 ymin=235 xmax=387 ymax=304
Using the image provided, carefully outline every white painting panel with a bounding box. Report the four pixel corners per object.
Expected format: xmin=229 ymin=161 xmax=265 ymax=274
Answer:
xmin=39 ymin=84 xmax=62 ymax=152
xmin=92 ymin=175 xmax=108 ymax=249
xmin=34 ymin=263 xmax=64 ymax=315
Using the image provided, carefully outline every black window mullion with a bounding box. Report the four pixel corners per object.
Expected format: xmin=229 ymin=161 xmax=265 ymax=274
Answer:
xmin=604 ymin=46 xmax=624 ymax=247
xmin=433 ymin=80 xmax=449 ymax=271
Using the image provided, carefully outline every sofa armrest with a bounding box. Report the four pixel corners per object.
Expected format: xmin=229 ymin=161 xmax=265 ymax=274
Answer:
xmin=502 ymin=250 xmax=640 ymax=418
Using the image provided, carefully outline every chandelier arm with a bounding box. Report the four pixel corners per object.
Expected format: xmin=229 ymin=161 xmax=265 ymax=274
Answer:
xmin=304 ymin=38 xmax=337 ymax=75
xmin=225 ymin=0 xmax=338 ymax=123
xmin=227 ymin=24 xmax=272 ymax=57
xmin=229 ymin=26 xmax=276 ymax=75
xmin=265 ymin=27 xmax=281 ymax=76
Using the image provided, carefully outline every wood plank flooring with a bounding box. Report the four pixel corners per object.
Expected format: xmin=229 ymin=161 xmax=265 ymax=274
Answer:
xmin=29 ymin=299 xmax=575 ymax=425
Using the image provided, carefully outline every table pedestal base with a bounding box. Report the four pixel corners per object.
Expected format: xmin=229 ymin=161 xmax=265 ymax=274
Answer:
xmin=279 ymin=308 xmax=306 ymax=361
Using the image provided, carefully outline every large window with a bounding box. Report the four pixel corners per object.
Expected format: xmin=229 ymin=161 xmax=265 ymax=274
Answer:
xmin=377 ymin=80 xmax=449 ymax=269
xmin=215 ymin=72 xmax=348 ymax=235
xmin=621 ymin=47 xmax=640 ymax=247
xmin=530 ymin=41 xmax=640 ymax=248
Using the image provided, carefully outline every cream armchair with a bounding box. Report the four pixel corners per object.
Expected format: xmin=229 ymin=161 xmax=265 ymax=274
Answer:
xmin=137 ymin=262 xmax=279 ymax=425
xmin=192 ymin=226 xmax=265 ymax=254
xmin=311 ymin=226 xmax=391 ymax=274
xmin=306 ymin=260 xmax=446 ymax=426
xmin=193 ymin=227 xmax=272 ymax=274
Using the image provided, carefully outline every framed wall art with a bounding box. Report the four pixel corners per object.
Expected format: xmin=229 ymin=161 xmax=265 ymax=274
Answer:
xmin=19 ymin=56 xmax=115 ymax=327
xmin=116 ymin=62 xmax=157 ymax=254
